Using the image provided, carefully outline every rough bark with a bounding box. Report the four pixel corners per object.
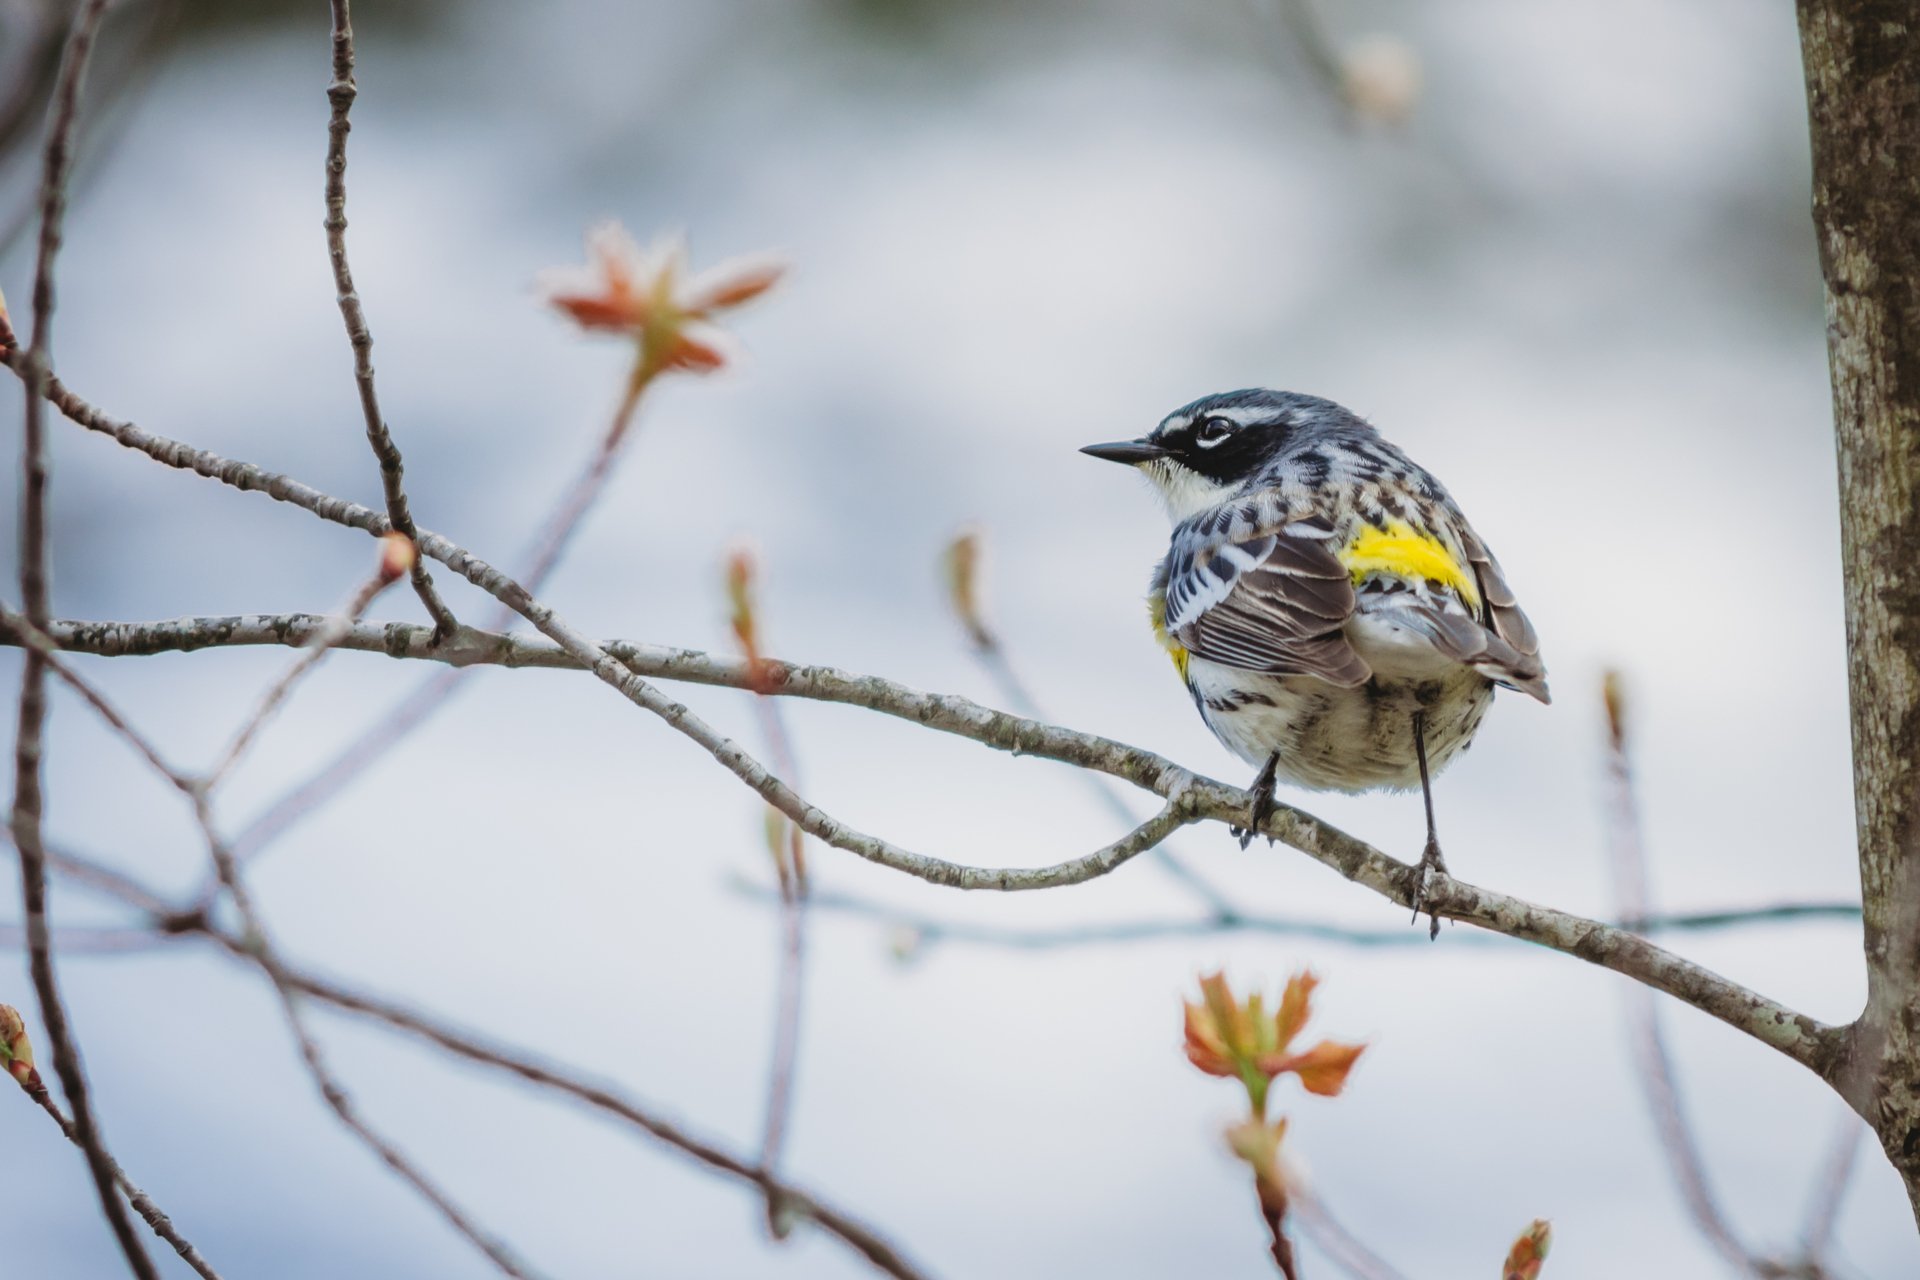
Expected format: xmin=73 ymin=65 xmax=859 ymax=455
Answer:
xmin=1796 ymin=0 xmax=1920 ymax=1226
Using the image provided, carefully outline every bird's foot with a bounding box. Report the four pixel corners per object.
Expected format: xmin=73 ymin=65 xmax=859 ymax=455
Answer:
xmin=1407 ymin=834 xmax=1449 ymax=941
xmin=1238 ymin=782 xmax=1278 ymax=851
xmin=1238 ymin=753 xmax=1281 ymax=850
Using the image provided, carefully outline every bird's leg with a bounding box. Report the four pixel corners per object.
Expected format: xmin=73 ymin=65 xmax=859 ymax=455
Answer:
xmin=1232 ymin=751 xmax=1282 ymax=851
xmin=1408 ymin=709 xmax=1448 ymax=940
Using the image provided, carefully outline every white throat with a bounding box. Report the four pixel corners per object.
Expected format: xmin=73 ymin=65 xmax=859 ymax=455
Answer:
xmin=1142 ymin=459 xmax=1235 ymax=524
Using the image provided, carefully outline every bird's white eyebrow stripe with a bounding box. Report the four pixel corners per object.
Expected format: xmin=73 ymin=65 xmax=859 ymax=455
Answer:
xmin=1162 ymin=404 xmax=1267 ymax=442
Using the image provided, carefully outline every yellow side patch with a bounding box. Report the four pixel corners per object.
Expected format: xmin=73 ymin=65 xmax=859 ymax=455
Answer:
xmin=1342 ymin=520 xmax=1481 ymax=610
xmin=1146 ymin=591 xmax=1191 ymax=681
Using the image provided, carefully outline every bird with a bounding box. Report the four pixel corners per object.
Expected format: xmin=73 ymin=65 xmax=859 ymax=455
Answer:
xmin=1082 ymin=389 xmax=1548 ymax=936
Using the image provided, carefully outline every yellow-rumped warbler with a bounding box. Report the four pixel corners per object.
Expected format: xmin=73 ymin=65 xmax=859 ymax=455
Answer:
xmin=1083 ymin=389 xmax=1548 ymax=934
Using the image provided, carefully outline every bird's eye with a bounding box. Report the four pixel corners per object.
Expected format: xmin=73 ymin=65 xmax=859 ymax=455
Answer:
xmin=1194 ymin=416 xmax=1236 ymax=447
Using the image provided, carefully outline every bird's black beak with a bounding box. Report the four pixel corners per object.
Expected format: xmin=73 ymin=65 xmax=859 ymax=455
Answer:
xmin=1080 ymin=439 xmax=1168 ymax=465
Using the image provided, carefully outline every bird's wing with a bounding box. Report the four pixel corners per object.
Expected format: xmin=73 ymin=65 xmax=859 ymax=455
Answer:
xmin=1449 ymin=528 xmax=1550 ymax=703
xmin=1360 ymin=518 xmax=1549 ymax=704
xmin=1161 ymin=513 xmax=1370 ymax=686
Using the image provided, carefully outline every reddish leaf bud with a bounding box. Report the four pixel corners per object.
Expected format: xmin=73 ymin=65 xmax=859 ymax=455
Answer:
xmin=378 ymin=532 xmax=417 ymax=584
xmin=0 ymin=1003 xmax=38 ymax=1090
xmin=1503 ymin=1219 xmax=1552 ymax=1279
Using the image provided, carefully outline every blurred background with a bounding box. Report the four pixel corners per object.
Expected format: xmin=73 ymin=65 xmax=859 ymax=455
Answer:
xmin=2 ymin=0 xmax=1908 ymax=1274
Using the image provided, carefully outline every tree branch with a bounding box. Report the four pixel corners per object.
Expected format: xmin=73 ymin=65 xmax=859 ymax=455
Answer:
xmin=264 ymin=951 xmax=935 ymax=1280
xmin=215 ymin=343 xmax=659 ymax=885
xmin=10 ymin=2 xmax=162 ymax=1273
xmin=4 ymin=603 xmax=544 ymax=1276
xmin=5 ymin=832 xmax=936 ymax=1280
xmin=14 ymin=609 xmax=1843 ymax=1076
xmin=322 ymin=0 xmax=456 ymax=636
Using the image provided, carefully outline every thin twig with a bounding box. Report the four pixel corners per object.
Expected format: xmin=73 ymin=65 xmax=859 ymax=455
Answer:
xmin=0 ymin=838 xmax=935 ymax=1279
xmin=322 ymin=0 xmax=456 ymax=637
xmin=5 ymin=601 xmax=543 ymax=1275
xmin=759 ymin=840 xmax=807 ymax=1233
xmin=24 ymin=1084 xmax=224 ymax=1279
xmin=190 ymin=790 xmax=545 ymax=1279
xmin=0 ymin=603 xmax=196 ymax=792
xmin=1288 ymin=1179 xmax=1408 ymax=1280
xmin=1251 ymin=0 xmax=1353 ymax=119
xmin=1602 ymin=676 xmax=1763 ymax=1276
xmin=268 ymin=949 xmax=932 ymax=1279
xmin=739 ymin=578 xmax=810 ymax=1236
xmin=728 ymin=878 xmax=1860 ymax=953
xmin=1800 ymin=1113 xmax=1865 ymax=1260
xmin=201 ymin=566 xmax=396 ymax=789
xmin=6 ymin=382 xmax=1846 ymax=1076
xmin=223 ymin=368 xmax=655 ymax=875
xmin=943 ymin=530 xmax=1239 ymax=915
xmin=508 ymin=370 xmax=652 ymax=610
xmin=44 ymin=843 xmax=183 ymax=920
xmin=10 ymin=2 xmax=160 ymax=1274
xmin=0 ymin=922 xmax=183 ymax=953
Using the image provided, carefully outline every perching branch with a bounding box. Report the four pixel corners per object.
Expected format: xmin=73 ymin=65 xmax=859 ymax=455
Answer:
xmin=9 ymin=595 xmax=1842 ymax=1077
xmin=322 ymin=0 xmax=457 ymax=637
xmin=9 ymin=3 xmax=162 ymax=1275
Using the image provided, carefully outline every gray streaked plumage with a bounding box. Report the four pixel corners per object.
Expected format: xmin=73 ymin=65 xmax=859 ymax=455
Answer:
xmin=1098 ymin=388 xmax=1547 ymax=796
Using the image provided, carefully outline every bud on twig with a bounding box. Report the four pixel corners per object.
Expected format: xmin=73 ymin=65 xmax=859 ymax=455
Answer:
xmin=726 ymin=542 xmax=778 ymax=695
xmin=1226 ymin=1116 xmax=1298 ymax=1280
xmin=0 ymin=283 xmax=14 ymax=352
xmin=941 ymin=527 xmax=993 ymax=650
xmin=1341 ymin=34 xmax=1421 ymax=125
xmin=1187 ymin=974 xmax=1363 ymax=1280
xmin=0 ymin=1003 xmax=40 ymax=1091
xmin=1503 ymin=1218 xmax=1552 ymax=1279
xmin=378 ymin=532 xmax=418 ymax=585
xmin=1602 ymin=669 xmax=1628 ymax=752
xmin=762 ymin=807 xmax=804 ymax=894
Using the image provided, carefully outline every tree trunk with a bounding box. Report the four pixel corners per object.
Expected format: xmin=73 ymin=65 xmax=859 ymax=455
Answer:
xmin=1796 ymin=0 xmax=1920 ymax=1226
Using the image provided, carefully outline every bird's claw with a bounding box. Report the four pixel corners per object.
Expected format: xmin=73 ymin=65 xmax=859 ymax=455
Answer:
xmin=1240 ymin=788 xmax=1278 ymax=851
xmin=1408 ymin=834 xmax=1449 ymax=941
xmin=1238 ymin=753 xmax=1281 ymax=851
